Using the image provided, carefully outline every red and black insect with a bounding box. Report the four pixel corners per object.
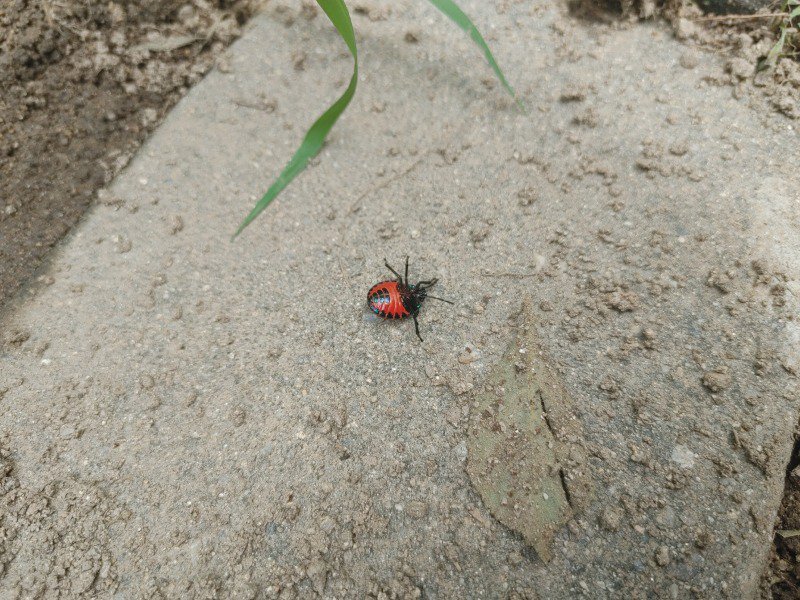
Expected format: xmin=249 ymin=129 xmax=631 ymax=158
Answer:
xmin=367 ymin=257 xmax=453 ymax=341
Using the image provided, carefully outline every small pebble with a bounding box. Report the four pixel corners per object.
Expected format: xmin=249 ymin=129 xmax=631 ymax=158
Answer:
xmin=59 ymin=424 xmax=79 ymax=439
xmin=114 ymin=236 xmax=132 ymax=253
xmin=679 ymin=50 xmax=700 ymax=70
xmin=669 ymin=141 xmax=689 ymax=156
xmin=458 ymin=346 xmax=480 ymax=364
xmin=702 ymin=368 xmax=731 ymax=393
xmin=599 ymin=506 xmax=622 ymax=531
xmin=169 ymin=215 xmax=184 ymax=234
xmin=727 ymin=58 xmax=754 ymax=81
xmin=230 ymin=406 xmax=246 ymax=427
xmin=406 ymin=501 xmax=428 ymax=519
xmin=517 ymin=187 xmax=537 ymax=206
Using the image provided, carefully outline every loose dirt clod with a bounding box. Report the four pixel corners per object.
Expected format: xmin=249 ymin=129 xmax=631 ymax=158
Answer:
xmin=702 ymin=368 xmax=732 ymax=393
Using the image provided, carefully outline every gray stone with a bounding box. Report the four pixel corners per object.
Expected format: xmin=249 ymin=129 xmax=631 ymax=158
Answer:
xmin=0 ymin=3 xmax=798 ymax=598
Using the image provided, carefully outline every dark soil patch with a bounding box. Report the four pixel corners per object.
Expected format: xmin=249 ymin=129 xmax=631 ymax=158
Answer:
xmin=770 ymin=437 xmax=800 ymax=599
xmin=0 ymin=0 xmax=257 ymax=310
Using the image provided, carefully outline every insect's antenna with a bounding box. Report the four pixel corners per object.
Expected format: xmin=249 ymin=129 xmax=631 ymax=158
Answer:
xmin=416 ymin=278 xmax=438 ymax=289
xmin=426 ymin=295 xmax=454 ymax=305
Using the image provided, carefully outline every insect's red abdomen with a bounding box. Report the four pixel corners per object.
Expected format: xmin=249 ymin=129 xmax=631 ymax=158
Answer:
xmin=367 ymin=280 xmax=410 ymax=319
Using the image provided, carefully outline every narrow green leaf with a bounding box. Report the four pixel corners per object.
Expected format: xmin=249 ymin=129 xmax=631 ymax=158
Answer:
xmin=426 ymin=0 xmax=524 ymax=110
xmin=233 ymin=0 xmax=358 ymax=237
xmin=762 ymin=25 xmax=788 ymax=70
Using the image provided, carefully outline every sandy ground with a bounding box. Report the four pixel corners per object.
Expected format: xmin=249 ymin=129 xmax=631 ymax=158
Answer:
xmin=1 ymin=1 xmax=800 ymax=598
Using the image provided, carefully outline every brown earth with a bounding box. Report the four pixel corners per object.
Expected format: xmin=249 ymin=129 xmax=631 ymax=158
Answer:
xmin=0 ymin=0 xmax=258 ymax=311
xmin=771 ymin=439 xmax=800 ymax=599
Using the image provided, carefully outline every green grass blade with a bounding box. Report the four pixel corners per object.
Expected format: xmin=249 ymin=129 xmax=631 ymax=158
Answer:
xmin=233 ymin=0 xmax=358 ymax=237
xmin=426 ymin=0 xmax=524 ymax=110
xmin=759 ymin=25 xmax=788 ymax=71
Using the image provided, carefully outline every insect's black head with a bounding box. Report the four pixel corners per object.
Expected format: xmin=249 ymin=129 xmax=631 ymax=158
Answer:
xmin=406 ymin=278 xmax=446 ymax=314
xmin=413 ymin=278 xmax=454 ymax=310
xmin=412 ymin=285 xmax=427 ymax=301
xmin=400 ymin=284 xmax=426 ymax=316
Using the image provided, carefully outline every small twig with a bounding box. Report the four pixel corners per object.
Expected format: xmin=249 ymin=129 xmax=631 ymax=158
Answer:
xmin=480 ymin=271 xmax=538 ymax=279
xmin=232 ymin=99 xmax=277 ymax=112
xmin=689 ymin=13 xmax=786 ymax=22
xmin=347 ymin=156 xmax=424 ymax=215
xmin=777 ymin=529 xmax=800 ymax=538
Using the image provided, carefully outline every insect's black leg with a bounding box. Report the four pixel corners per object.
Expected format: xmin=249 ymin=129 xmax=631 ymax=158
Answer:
xmin=416 ymin=278 xmax=438 ymax=288
xmin=404 ymin=255 xmax=409 ymax=288
xmin=384 ymin=259 xmax=402 ymax=281
xmin=413 ymin=314 xmax=423 ymax=342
